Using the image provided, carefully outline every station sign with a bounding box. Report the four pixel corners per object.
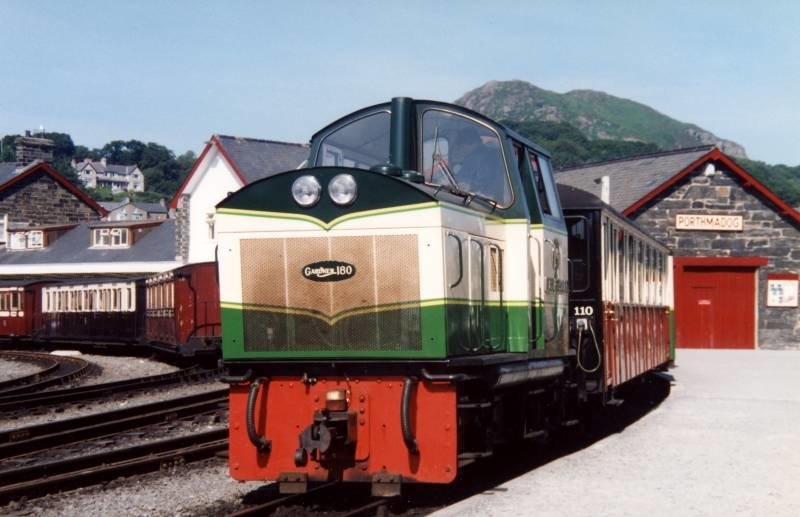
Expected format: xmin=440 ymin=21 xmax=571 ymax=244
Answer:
xmin=767 ymin=274 xmax=799 ymax=307
xmin=675 ymin=214 xmax=743 ymax=231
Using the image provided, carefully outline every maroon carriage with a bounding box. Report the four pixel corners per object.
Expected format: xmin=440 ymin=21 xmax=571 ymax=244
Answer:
xmin=38 ymin=277 xmax=146 ymax=346
xmin=145 ymin=262 xmax=221 ymax=357
xmin=0 ymin=279 xmax=52 ymax=343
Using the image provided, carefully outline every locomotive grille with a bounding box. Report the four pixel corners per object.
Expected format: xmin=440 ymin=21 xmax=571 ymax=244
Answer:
xmin=239 ymin=234 xmax=421 ymax=352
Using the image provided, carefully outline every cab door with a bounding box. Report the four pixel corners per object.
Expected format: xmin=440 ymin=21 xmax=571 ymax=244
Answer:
xmin=523 ymin=149 xmax=569 ymax=357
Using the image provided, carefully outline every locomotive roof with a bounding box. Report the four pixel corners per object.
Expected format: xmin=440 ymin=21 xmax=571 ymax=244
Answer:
xmin=309 ymin=98 xmax=552 ymax=159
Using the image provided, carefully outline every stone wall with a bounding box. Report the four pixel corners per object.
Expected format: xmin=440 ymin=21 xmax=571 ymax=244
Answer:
xmin=175 ymin=194 xmax=190 ymax=262
xmin=0 ymin=170 xmax=100 ymax=225
xmin=632 ymin=161 xmax=800 ymax=348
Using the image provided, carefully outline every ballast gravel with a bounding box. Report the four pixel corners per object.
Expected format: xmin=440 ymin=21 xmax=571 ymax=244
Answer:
xmin=7 ymin=458 xmax=265 ymax=517
xmin=0 ymin=357 xmax=43 ymax=381
xmin=60 ymin=352 xmax=180 ymax=385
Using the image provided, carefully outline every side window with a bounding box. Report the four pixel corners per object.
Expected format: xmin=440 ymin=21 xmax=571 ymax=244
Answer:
xmin=421 ymin=110 xmax=512 ymax=207
xmin=528 ymin=151 xmax=562 ymax=219
xmin=513 ymin=142 xmax=538 ymax=217
xmin=315 ymin=111 xmax=391 ymax=169
xmin=538 ymin=157 xmax=562 ymax=218
xmin=567 ymin=216 xmax=590 ymax=292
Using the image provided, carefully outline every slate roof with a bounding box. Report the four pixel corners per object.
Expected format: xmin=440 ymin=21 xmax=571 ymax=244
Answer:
xmin=0 ymin=163 xmax=17 ymax=185
xmin=100 ymin=200 xmax=167 ymax=214
xmin=554 ymin=146 xmax=715 ymax=212
xmin=75 ymin=159 xmax=139 ymax=176
xmin=214 ymin=135 xmax=309 ymax=184
xmin=136 ymin=202 xmax=168 ymax=214
xmin=0 ymin=220 xmax=177 ymax=266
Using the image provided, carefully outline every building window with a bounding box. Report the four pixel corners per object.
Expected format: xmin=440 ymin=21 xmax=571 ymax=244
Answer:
xmin=27 ymin=231 xmax=44 ymax=248
xmin=93 ymin=228 xmax=130 ymax=248
xmin=0 ymin=214 xmax=7 ymax=244
xmin=9 ymin=232 xmax=27 ymax=250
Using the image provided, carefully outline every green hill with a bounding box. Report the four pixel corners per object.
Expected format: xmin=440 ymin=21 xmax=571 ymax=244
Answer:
xmin=456 ymin=80 xmax=747 ymax=158
xmin=456 ymin=80 xmax=800 ymax=206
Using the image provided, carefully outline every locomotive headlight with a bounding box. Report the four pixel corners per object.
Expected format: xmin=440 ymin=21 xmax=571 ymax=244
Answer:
xmin=325 ymin=389 xmax=348 ymax=411
xmin=328 ymin=174 xmax=358 ymax=206
xmin=291 ymin=175 xmax=322 ymax=207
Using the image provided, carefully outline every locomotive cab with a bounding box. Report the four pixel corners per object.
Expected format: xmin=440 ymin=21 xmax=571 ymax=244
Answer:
xmin=217 ymin=98 xmax=571 ymax=493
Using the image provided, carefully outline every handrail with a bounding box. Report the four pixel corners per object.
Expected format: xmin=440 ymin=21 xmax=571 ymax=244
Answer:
xmin=246 ymin=378 xmax=271 ymax=453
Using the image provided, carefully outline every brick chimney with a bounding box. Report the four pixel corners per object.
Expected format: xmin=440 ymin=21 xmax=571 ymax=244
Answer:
xmin=15 ymin=135 xmax=54 ymax=170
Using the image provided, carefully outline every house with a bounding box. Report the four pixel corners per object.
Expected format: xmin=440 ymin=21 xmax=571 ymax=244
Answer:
xmin=72 ymin=158 xmax=145 ymax=192
xmin=170 ymin=135 xmax=309 ymax=264
xmin=0 ymin=219 xmax=181 ymax=276
xmin=100 ymin=198 xmax=168 ymax=221
xmin=556 ymin=145 xmax=800 ymax=350
xmin=0 ymin=161 xmax=107 ymax=246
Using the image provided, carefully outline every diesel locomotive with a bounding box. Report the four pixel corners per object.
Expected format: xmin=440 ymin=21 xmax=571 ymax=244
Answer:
xmin=216 ymin=98 xmax=673 ymax=495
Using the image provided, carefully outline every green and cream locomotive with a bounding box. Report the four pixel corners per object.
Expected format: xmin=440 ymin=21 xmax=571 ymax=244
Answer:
xmin=216 ymin=98 xmax=669 ymax=494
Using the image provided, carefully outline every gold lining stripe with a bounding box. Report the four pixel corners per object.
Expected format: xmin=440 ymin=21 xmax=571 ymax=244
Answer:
xmin=219 ymin=202 xmax=532 ymax=230
xmin=222 ymin=298 xmax=541 ymax=325
xmin=217 ymin=202 xmax=438 ymax=230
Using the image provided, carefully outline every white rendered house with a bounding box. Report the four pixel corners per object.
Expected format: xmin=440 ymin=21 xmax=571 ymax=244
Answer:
xmin=170 ymin=135 xmax=308 ymax=264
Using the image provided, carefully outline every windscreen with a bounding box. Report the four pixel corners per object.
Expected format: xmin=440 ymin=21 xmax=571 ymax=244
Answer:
xmin=315 ymin=111 xmax=390 ymax=169
xmin=421 ymin=110 xmax=512 ymax=206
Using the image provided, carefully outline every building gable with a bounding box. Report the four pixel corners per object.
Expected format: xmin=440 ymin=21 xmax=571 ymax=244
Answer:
xmin=0 ymin=162 xmax=107 ymax=227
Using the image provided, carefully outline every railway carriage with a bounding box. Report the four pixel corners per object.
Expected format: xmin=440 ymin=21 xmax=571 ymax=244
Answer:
xmin=0 ymin=279 xmax=53 ymax=343
xmin=145 ymin=262 xmax=222 ymax=357
xmin=38 ymin=277 xmax=146 ymax=345
xmin=559 ymin=185 xmax=673 ymax=398
xmin=215 ymin=97 xmax=672 ymax=495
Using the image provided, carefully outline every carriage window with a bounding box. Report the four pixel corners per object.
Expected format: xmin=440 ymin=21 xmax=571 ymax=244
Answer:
xmin=567 ymin=216 xmax=590 ymax=293
xmin=315 ymin=111 xmax=391 ymax=169
xmin=422 ymin=110 xmax=512 ymax=207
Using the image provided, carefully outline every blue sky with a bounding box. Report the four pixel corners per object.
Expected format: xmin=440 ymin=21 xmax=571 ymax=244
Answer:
xmin=1 ymin=1 xmax=798 ymax=165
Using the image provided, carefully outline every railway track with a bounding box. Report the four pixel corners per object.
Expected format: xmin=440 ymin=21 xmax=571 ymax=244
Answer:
xmin=228 ymin=482 xmax=399 ymax=517
xmin=0 ymin=428 xmax=227 ymax=505
xmin=0 ymin=365 xmax=218 ymax=413
xmin=0 ymin=351 xmax=91 ymax=395
xmin=0 ymin=388 xmax=228 ymax=459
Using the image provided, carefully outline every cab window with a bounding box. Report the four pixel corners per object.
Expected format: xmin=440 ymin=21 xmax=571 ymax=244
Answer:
xmin=528 ymin=151 xmax=562 ymax=218
xmin=421 ymin=110 xmax=512 ymax=207
xmin=315 ymin=111 xmax=390 ymax=169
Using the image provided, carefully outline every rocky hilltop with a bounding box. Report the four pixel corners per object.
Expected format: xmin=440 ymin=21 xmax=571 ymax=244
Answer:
xmin=455 ymin=80 xmax=747 ymax=159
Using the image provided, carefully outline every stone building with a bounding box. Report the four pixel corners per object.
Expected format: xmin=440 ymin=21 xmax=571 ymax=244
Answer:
xmin=72 ymin=157 xmax=145 ymax=192
xmin=556 ymin=145 xmax=800 ymax=350
xmin=170 ymin=135 xmax=308 ymax=264
xmin=0 ymin=161 xmax=107 ymax=246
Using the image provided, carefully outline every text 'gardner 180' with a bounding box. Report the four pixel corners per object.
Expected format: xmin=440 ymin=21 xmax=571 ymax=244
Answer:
xmin=216 ymin=98 xmax=673 ymax=495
